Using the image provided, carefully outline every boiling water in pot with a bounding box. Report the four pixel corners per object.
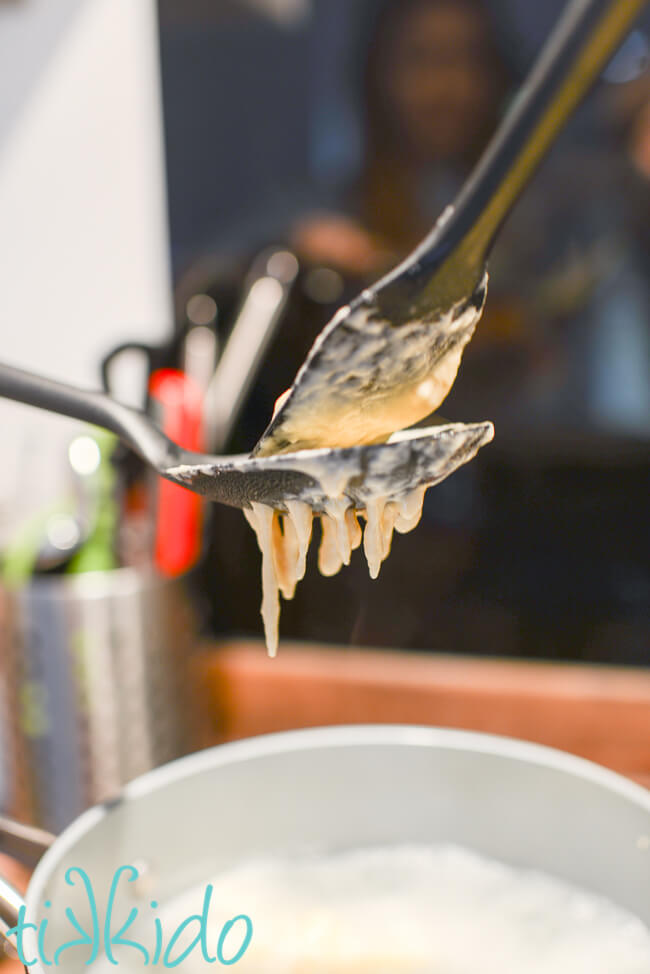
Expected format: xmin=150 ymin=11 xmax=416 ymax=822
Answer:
xmin=90 ymin=844 xmax=650 ymax=973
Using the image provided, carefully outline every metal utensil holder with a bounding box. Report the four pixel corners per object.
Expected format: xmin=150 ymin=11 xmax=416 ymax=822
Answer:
xmin=0 ymin=568 xmax=198 ymax=833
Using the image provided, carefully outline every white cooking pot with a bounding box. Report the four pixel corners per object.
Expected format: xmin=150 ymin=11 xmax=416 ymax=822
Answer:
xmin=0 ymin=725 xmax=648 ymax=971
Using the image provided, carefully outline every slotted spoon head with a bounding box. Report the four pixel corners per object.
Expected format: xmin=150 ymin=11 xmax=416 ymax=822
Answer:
xmin=165 ymin=420 xmax=494 ymax=512
xmin=0 ymin=365 xmax=492 ymax=514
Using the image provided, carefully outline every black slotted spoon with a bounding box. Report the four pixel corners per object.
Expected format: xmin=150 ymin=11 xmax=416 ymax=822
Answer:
xmin=0 ymin=0 xmax=645 ymax=513
xmin=0 ymin=361 xmax=493 ymax=511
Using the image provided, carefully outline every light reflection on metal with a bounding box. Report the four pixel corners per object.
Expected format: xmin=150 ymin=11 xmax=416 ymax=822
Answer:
xmin=202 ymin=248 xmax=299 ymax=452
xmin=186 ymin=293 xmax=217 ymax=327
xmin=68 ymin=435 xmax=101 ymax=477
xmin=603 ymin=30 xmax=649 ymax=83
xmin=240 ymin=0 xmax=310 ymax=28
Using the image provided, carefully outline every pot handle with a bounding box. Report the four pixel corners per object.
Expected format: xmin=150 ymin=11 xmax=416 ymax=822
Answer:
xmin=0 ymin=817 xmax=55 ymax=958
xmin=0 ymin=875 xmax=24 ymax=957
xmin=0 ymin=817 xmax=55 ymax=870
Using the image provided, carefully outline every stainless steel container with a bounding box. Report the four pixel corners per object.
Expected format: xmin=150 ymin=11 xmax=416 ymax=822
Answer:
xmin=0 ymin=569 xmax=198 ymax=833
xmin=0 ymin=725 xmax=647 ymax=971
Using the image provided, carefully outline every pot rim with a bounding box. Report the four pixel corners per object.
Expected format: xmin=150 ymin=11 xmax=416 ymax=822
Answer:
xmin=26 ymin=722 xmax=650 ymax=915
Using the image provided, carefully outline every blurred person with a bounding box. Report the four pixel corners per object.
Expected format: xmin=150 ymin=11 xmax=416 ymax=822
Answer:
xmin=294 ymin=1 xmax=650 ymax=437
xmin=180 ymin=0 xmax=650 ymax=660
xmin=293 ymin=0 xmax=511 ymax=267
xmin=184 ymin=0 xmax=521 ymax=651
xmin=178 ymin=0 xmax=534 ymax=443
xmin=291 ymin=0 xmax=582 ymax=430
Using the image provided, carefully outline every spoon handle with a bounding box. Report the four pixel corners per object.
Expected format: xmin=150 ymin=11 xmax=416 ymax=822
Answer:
xmin=0 ymin=361 xmax=180 ymax=472
xmin=376 ymin=0 xmax=647 ymax=318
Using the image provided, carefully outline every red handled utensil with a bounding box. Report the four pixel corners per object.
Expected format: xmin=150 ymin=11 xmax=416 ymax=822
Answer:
xmin=148 ymin=369 xmax=204 ymax=577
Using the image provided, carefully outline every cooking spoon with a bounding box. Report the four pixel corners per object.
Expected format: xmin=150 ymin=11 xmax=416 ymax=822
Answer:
xmin=0 ymin=0 xmax=642 ymax=516
xmin=254 ymin=0 xmax=648 ymax=457
xmin=0 ymin=362 xmax=493 ymax=512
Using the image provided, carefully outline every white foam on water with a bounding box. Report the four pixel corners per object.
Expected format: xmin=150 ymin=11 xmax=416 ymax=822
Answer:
xmin=94 ymin=844 xmax=650 ymax=973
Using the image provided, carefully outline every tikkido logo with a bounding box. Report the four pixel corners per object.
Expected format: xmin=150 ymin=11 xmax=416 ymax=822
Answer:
xmin=7 ymin=865 xmax=253 ymax=967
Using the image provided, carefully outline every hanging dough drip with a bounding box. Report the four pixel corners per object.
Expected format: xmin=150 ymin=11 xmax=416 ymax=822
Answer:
xmin=244 ymin=486 xmax=427 ymax=656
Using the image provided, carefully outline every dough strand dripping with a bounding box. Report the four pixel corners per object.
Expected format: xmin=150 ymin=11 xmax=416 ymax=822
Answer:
xmin=345 ymin=508 xmax=363 ymax=550
xmin=395 ymin=486 xmax=426 ymax=534
xmin=363 ymin=497 xmax=387 ymax=580
xmin=243 ymin=485 xmax=436 ymax=654
xmin=380 ymin=502 xmax=399 ymax=560
xmin=244 ymin=502 xmax=281 ymax=657
xmin=324 ymin=498 xmax=355 ymax=567
xmin=318 ymin=513 xmax=344 ymax=577
xmin=285 ymin=500 xmax=313 ymax=581
xmin=274 ymin=513 xmax=299 ymax=600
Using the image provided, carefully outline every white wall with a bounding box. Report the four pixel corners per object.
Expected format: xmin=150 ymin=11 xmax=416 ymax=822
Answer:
xmin=0 ymin=0 xmax=172 ymax=534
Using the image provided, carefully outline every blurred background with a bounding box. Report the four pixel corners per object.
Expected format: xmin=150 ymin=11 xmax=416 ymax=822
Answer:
xmin=161 ymin=0 xmax=650 ymax=664
xmin=0 ymin=0 xmax=648 ymax=659
xmin=0 ymin=0 xmax=649 ymax=834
